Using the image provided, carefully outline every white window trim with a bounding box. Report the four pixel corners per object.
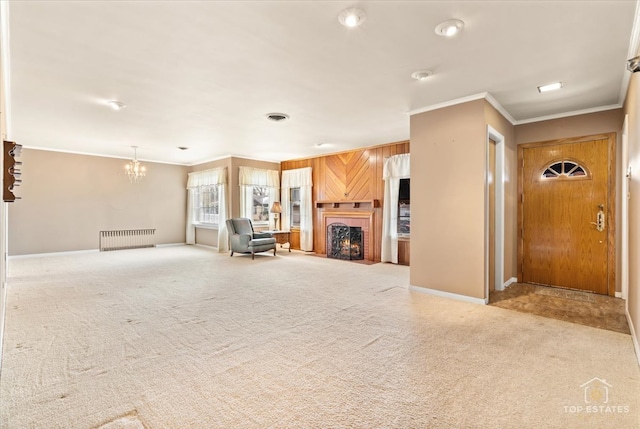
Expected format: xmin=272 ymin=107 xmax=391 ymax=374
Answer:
xmin=186 ymin=167 xmax=228 ymax=251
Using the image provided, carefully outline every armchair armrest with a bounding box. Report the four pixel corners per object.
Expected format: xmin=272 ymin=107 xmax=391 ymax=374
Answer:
xmin=253 ymin=232 xmax=273 ymax=239
xmin=230 ymin=233 xmax=252 ymax=249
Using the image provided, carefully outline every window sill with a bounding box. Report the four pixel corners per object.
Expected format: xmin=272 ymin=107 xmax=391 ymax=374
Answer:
xmin=195 ymin=223 xmax=219 ymax=230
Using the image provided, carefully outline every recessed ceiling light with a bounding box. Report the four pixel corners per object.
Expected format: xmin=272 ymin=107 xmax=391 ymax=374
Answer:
xmin=537 ymin=82 xmax=563 ymax=93
xmin=106 ymin=100 xmax=126 ymax=110
xmin=338 ymin=8 xmax=366 ymax=28
xmin=435 ymin=19 xmax=464 ymax=37
xmin=266 ymin=112 xmax=290 ymax=122
xmin=411 ymin=70 xmax=433 ymax=80
xmin=177 ymin=146 xmax=189 ymax=150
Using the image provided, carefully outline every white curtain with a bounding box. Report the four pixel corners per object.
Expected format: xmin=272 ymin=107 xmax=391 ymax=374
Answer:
xmin=238 ymin=167 xmax=280 ymax=227
xmin=186 ymin=167 xmax=228 ymax=251
xmin=281 ymin=167 xmax=313 ymax=251
xmin=381 ymin=154 xmax=410 ymax=263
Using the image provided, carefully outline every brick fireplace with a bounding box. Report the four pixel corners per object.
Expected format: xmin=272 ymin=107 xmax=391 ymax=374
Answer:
xmin=322 ymin=211 xmax=374 ymax=262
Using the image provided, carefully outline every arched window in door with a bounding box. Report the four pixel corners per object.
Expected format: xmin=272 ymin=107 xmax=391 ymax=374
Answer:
xmin=541 ymin=160 xmax=589 ymax=179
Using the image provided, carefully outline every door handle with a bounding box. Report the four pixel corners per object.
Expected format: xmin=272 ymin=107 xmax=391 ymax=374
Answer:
xmin=590 ymin=204 xmax=605 ymax=232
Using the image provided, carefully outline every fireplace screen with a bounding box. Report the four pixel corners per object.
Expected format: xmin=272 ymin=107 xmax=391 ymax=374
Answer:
xmin=327 ymin=223 xmax=364 ymax=260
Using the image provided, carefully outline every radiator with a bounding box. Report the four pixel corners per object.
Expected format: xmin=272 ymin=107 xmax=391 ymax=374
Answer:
xmin=99 ymin=229 xmax=156 ymax=251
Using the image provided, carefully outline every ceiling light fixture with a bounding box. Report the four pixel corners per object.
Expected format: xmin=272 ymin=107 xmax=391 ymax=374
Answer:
xmin=435 ymin=19 xmax=464 ymax=37
xmin=537 ymin=82 xmax=563 ymax=93
xmin=266 ymin=112 xmax=290 ymax=122
xmin=125 ymin=146 xmax=146 ymax=183
xmin=107 ymin=100 xmax=126 ymax=110
xmin=411 ymin=70 xmax=433 ymax=80
xmin=338 ymin=8 xmax=366 ymax=28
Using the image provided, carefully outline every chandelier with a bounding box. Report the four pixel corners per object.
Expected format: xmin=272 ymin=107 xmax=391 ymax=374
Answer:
xmin=125 ymin=146 xmax=146 ymax=183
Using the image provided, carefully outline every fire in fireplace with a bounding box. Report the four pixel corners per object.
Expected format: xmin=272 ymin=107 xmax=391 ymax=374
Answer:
xmin=327 ymin=223 xmax=364 ymax=260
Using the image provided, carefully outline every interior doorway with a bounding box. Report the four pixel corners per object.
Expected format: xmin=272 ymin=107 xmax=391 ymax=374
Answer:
xmin=488 ymin=139 xmax=496 ymax=292
xmin=486 ymin=126 xmax=505 ymax=299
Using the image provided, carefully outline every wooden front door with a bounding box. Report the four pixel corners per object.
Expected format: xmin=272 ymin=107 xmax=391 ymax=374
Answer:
xmin=519 ymin=134 xmax=615 ymax=295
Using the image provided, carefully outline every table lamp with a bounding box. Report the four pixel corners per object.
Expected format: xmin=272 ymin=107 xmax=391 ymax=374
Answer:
xmin=270 ymin=202 xmax=282 ymax=231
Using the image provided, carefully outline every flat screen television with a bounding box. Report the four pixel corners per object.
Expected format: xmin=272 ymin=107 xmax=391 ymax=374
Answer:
xmin=399 ymin=178 xmax=410 ymax=201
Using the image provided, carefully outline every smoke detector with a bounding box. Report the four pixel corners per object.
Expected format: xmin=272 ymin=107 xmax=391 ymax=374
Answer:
xmin=411 ymin=70 xmax=433 ymax=80
xmin=266 ymin=113 xmax=290 ymax=122
xmin=106 ymin=100 xmax=126 ymax=110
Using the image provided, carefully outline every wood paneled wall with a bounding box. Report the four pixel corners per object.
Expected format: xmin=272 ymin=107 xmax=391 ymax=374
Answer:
xmin=281 ymin=140 xmax=409 ymax=262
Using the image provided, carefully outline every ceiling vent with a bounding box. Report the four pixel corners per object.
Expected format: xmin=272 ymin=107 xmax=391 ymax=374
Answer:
xmin=266 ymin=113 xmax=290 ymax=122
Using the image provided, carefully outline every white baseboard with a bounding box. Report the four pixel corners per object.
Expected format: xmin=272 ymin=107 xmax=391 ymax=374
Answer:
xmin=626 ymin=310 xmax=640 ymax=368
xmin=8 ymin=249 xmax=99 ymax=259
xmin=615 ymin=291 xmax=623 ymax=298
xmin=503 ymin=277 xmax=518 ymax=289
xmin=10 ymin=243 xmax=187 ymax=259
xmin=409 ymin=285 xmax=488 ymax=305
xmin=194 ymin=243 xmax=217 ymax=250
xmin=194 ymin=243 xmax=230 ymax=253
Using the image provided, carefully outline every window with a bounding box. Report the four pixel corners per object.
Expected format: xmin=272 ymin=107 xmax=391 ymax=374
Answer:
xmin=195 ymin=185 xmax=220 ymax=225
xmin=290 ymin=187 xmax=301 ymax=228
xmin=542 ymin=160 xmax=587 ymax=179
xmin=238 ymin=166 xmax=279 ymax=226
xmin=398 ymin=178 xmax=410 ymax=236
xmin=250 ymin=186 xmax=270 ymax=224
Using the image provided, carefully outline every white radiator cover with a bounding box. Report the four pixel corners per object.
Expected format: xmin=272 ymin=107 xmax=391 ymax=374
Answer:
xmin=99 ymin=229 xmax=156 ymax=251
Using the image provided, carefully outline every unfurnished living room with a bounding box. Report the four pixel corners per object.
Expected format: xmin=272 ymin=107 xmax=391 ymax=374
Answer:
xmin=1 ymin=1 xmax=640 ymax=428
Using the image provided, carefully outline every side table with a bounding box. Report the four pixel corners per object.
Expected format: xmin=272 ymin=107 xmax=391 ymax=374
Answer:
xmin=265 ymin=230 xmax=291 ymax=252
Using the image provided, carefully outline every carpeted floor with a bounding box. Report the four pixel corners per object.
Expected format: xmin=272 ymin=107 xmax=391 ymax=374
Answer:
xmin=1 ymin=245 xmax=639 ymax=428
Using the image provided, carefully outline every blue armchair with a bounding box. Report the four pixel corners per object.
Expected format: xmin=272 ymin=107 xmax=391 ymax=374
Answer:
xmin=226 ymin=218 xmax=277 ymax=259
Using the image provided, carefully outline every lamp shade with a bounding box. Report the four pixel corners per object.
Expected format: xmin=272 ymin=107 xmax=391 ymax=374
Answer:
xmin=270 ymin=202 xmax=282 ymax=214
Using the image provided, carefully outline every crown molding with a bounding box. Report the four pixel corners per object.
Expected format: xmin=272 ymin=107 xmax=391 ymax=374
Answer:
xmin=484 ymin=93 xmax=517 ymax=125
xmin=408 ymin=91 xmax=623 ymax=127
xmin=189 ymin=153 xmax=282 ymax=167
xmin=407 ymin=92 xmax=488 ymax=117
xmin=21 ymin=145 xmax=191 ymax=166
xmin=514 ymin=104 xmax=623 ymax=125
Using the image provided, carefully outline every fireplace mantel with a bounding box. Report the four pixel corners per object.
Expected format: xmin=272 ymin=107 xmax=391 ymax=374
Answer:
xmin=315 ymin=199 xmax=379 ymax=209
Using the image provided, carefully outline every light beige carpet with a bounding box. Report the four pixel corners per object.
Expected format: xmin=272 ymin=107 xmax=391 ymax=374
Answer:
xmin=1 ymin=245 xmax=639 ymax=428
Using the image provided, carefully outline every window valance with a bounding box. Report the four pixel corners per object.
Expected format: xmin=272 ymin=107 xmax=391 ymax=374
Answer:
xmin=187 ymin=167 xmax=227 ymax=188
xmin=383 ymin=153 xmax=410 ymax=179
xmin=238 ymin=167 xmax=280 ymax=188
xmin=282 ymin=167 xmax=312 ymax=188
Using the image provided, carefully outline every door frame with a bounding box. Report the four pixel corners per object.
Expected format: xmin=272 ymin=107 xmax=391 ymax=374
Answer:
xmin=486 ymin=126 xmax=505 ymax=298
xmin=621 ymin=116 xmax=629 ymax=301
xmin=517 ymin=133 xmax=617 ymax=296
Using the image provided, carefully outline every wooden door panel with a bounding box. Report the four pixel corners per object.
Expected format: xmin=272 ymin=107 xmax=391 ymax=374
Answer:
xmin=522 ymin=139 xmax=609 ymax=294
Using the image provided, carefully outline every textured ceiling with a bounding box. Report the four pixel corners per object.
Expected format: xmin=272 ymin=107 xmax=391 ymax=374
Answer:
xmin=5 ymin=1 xmax=639 ymax=165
